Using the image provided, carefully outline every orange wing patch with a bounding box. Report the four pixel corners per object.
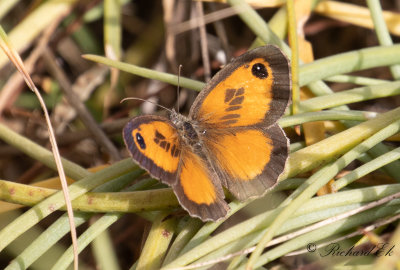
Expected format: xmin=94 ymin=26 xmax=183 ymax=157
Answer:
xmin=173 ymin=149 xmax=229 ymax=221
xmin=131 ymin=121 xmax=180 ymax=173
xmin=123 ymin=116 xmax=181 ymax=184
xmin=205 ymin=124 xmax=288 ymax=201
xmin=197 ymin=58 xmax=274 ymax=127
xmin=208 ymin=129 xmax=272 ymax=180
xmin=179 ymin=151 xmax=217 ymax=205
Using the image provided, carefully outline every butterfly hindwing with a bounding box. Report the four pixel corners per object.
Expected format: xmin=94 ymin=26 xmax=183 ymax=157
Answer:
xmin=204 ymin=124 xmax=289 ymax=200
xmin=173 ymin=149 xmax=229 ymax=221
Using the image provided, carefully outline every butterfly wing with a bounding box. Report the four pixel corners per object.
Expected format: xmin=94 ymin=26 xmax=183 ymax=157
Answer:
xmin=173 ymin=149 xmax=229 ymax=221
xmin=189 ymin=45 xmax=291 ymax=200
xmin=123 ymin=115 xmax=229 ymax=221
xmin=123 ymin=115 xmax=181 ymax=184
xmin=203 ymin=124 xmax=288 ymax=200
xmin=189 ymin=45 xmax=291 ymax=128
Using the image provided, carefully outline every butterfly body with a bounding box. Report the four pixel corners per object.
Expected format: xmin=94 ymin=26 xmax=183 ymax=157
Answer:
xmin=169 ymin=110 xmax=203 ymax=153
xmin=124 ymin=45 xmax=291 ymax=221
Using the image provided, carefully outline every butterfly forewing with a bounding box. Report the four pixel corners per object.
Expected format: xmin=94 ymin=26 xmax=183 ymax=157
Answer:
xmin=189 ymin=45 xmax=291 ymax=129
xmin=123 ymin=116 xmax=181 ymax=184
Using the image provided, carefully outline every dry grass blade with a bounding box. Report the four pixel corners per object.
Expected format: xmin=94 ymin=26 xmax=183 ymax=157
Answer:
xmin=104 ymin=0 xmax=121 ymax=118
xmin=0 ymin=15 xmax=62 ymax=116
xmin=195 ymin=1 xmax=211 ymax=82
xmin=168 ymin=5 xmax=265 ymax=36
xmin=315 ymin=1 xmax=400 ymax=36
xmin=0 ymin=26 xmax=79 ymax=270
xmin=42 ymin=50 xmax=120 ymax=161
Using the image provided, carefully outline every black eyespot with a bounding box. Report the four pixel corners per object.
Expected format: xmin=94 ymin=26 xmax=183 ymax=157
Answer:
xmin=135 ymin=133 xmax=146 ymax=149
xmin=252 ymin=63 xmax=268 ymax=79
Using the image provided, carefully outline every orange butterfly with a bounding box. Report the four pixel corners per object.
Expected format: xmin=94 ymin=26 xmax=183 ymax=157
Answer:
xmin=123 ymin=45 xmax=291 ymax=221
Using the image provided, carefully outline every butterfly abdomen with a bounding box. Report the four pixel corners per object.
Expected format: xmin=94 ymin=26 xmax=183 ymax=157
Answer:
xmin=182 ymin=122 xmax=199 ymax=144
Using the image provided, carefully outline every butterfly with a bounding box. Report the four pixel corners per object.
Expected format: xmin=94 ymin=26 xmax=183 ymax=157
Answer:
xmin=123 ymin=45 xmax=291 ymax=221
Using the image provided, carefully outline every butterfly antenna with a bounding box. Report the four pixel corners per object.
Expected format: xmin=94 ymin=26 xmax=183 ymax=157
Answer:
xmin=121 ymin=97 xmax=173 ymax=113
xmin=177 ymin=64 xmax=182 ymax=113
